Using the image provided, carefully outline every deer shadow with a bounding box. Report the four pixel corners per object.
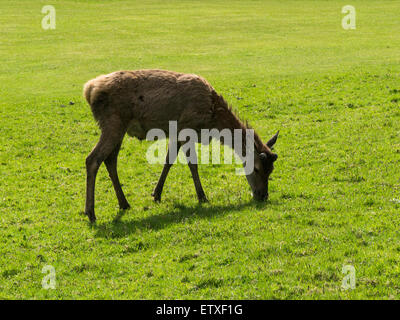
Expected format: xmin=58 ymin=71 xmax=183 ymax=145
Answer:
xmin=92 ymin=199 xmax=279 ymax=239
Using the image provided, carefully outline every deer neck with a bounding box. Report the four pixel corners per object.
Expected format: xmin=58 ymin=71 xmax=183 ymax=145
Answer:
xmin=214 ymin=106 xmax=265 ymax=158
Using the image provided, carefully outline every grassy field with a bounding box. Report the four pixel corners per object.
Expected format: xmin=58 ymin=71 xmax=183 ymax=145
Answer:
xmin=1 ymin=0 xmax=400 ymax=299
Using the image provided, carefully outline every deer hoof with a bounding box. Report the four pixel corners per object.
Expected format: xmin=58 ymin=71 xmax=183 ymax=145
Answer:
xmin=152 ymin=190 xmax=161 ymax=202
xmin=198 ymin=196 xmax=209 ymax=203
xmin=85 ymin=210 xmax=96 ymax=223
xmin=120 ymin=202 xmax=131 ymax=210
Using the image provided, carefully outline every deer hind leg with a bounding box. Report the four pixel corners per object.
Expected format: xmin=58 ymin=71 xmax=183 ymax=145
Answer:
xmin=104 ymin=142 xmax=130 ymax=210
xmin=182 ymin=141 xmax=208 ymax=203
xmin=85 ymin=123 xmax=125 ymax=222
xmin=152 ymin=139 xmax=181 ymax=202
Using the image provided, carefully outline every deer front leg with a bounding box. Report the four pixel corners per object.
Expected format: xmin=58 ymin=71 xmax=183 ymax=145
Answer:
xmin=183 ymin=142 xmax=208 ymax=203
xmin=187 ymin=162 xmax=208 ymax=203
xmin=152 ymin=140 xmax=180 ymax=202
xmin=104 ymin=142 xmax=130 ymax=210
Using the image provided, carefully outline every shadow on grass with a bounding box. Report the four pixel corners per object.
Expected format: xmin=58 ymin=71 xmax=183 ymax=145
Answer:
xmin=93 ymin=199 xmax=278 ymax=239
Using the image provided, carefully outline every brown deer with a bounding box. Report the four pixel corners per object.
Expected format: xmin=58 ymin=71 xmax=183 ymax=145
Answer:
xmin=83 ymin=70 xmax=278 ymax=222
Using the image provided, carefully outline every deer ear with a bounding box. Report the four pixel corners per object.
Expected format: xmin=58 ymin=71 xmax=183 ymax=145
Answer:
xmin=266 ymin=131 xmax=279 ymax=148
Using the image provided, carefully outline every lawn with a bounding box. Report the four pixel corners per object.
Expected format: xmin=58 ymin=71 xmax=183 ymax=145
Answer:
xmin=0 ymin=0 xmax=400 ymax=299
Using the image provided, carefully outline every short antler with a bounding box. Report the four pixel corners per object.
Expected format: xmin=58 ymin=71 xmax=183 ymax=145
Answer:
xmin=266 ymin=131 xmax=279 ymax=148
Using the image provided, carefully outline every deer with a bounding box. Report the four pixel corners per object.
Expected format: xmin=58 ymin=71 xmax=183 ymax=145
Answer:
xmin=83 ymin=69 xmax=278 ymax=222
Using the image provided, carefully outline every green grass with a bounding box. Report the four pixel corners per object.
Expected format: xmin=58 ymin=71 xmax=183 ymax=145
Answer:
xmin=1 ymin=0 xmax=400 ymax=299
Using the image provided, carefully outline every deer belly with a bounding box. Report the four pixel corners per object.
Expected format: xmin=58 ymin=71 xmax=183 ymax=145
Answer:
xmin=127 ymin=119 xmax=146 ymax=140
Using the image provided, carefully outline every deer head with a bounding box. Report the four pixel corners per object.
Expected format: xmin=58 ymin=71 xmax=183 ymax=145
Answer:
xmin=245 ymin=131 xmax=279 ymax=201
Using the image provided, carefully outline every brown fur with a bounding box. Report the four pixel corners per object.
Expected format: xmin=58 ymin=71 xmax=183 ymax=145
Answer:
xmin=83 ymin=69 xmax=277 ymax=222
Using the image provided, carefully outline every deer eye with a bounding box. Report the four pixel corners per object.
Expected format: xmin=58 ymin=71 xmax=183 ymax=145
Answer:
xmin=254 ymin=167 xmax=259 ymax=173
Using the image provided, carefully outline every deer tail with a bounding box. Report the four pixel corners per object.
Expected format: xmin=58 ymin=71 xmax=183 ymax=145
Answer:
xmin=83 ymin=80 xmax=94 ymax=105
xmin=83 ymin=80 xmax=108 ymax=123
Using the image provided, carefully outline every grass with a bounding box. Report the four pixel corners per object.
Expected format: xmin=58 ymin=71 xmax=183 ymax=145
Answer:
xmin=1 ymin=0 xmax=400 ymax=299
